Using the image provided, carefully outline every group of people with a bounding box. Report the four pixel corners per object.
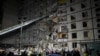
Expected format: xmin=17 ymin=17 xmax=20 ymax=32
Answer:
xmin=19 ymin=49 xmax=81 ymax=56
xmin=0 ymin=48 xmax=100 ymax=56
xmin=46 ymin=49 xmax=81 ymax=56
xmin=0 ymin=48 xmax=81 ymax=56
xmin=0 ymin=51 xmax=14 ymax=56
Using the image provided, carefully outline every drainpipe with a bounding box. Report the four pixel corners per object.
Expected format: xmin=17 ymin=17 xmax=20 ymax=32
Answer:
xmin=90 ymin=0 xmax=95 ymax=42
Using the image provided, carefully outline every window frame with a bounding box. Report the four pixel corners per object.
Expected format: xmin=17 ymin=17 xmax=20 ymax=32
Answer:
xmin=82 ymin=11 xmax=88 ymax=18
xmin=83 ymin=31 xmax=88 ymax=38
xmin=98 ymin=30 xmax=100 ymax=33
xmin=83 ymin=21 xmax=87 ymax=27
xmin=72 ymin=42 xmax=77 ymax=48
xmin=71 ymin=23 xmax=76 ymax=29
xmin=71 ymin=15 xmax=76 ymax=20
xmin=72 ymin=33 xmax=77 ymax=38
xmin=98 ymin=35 xmax=100 ymax=39
xmin=70 ymin=7 xmax=75 ymax=12
xmin=81 ymin=3 xmax=86 ymax=8
xmin=97 ymin=24 xmax=100 ymax=27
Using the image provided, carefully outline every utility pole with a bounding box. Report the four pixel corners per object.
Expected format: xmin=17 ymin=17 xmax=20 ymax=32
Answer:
xmin=18 ymin=16 xmax=26 ymax=55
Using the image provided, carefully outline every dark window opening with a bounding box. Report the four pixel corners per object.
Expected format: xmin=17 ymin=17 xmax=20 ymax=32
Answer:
xmin=96 ymin=8 xmax=100 ymax=12
xmin=96 ymin=19 xmax=100 ymax=22
xmin=82 ymin=12 xmax=88 ymax=17
xmin=98 ymin=30 xmax=100 ymax=33
xmin=81 ymin=3 xmax=86 ymax=8
xmin=96 ymin=13 xmax=100 ymax=17
xmin=71 ymin=23 xmax=76 ymax=29
xmin=62 ymin=34 xmax=66 ymax=38
xmin=72 ymin=42 xmax=77 ymax=48
xmin=98 ymin=35 xmax=100 ymax=39
xmin=83 ymin=22 xmax=87 ymax=27
xmin=72 ymin=33 xmax=77 ymax=38
xmin=71 ymin=15 xmax=76 ymax=20
xmin=97 ymin=24 xmax=100 ymax=27
xmin=70 ymin=7 xmax=75 ymax=11
xmin=84 ymin=31 xmax=88 ymax=37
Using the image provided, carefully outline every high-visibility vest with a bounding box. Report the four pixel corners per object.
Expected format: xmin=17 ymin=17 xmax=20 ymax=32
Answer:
xmin=57 ymin=0 xmax=66 ymax=5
